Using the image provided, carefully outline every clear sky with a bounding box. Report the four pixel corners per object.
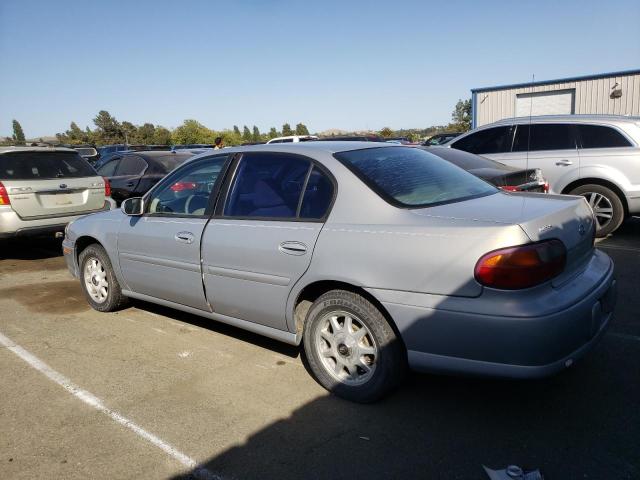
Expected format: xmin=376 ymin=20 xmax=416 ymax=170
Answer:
xmin=1 ymin=0 xmax=639 ymax=138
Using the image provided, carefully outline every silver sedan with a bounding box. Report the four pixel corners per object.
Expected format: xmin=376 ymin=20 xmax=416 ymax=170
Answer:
xmin=63 ymin=142 xmax=616 ymax=402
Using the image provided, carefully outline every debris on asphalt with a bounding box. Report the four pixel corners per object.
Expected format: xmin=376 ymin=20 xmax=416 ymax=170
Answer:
xmin=483 ymin=464 xmax=544 ymax=480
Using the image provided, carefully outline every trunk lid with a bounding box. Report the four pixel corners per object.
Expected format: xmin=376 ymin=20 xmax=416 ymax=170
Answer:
xmin=0 ymin=150 xmax=106 ymax=219
xmin=425 ymin=191 xmax=596 ymax=285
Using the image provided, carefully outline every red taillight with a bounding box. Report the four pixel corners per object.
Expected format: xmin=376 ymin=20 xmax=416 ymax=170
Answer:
xmin=499 ymin=185 xmax=520 ymax=192
xmin=0 ymin=181 xmax=9 ymax=205
xmin=103 ymin=177 xmax=111 ymax=197
xmin=170 ymin=181 xmax=197 ymax=192
xmin=474 ymin=239 xmax=566 ymax=289
xmin=543 ymin=182 xmax=549 ymax=193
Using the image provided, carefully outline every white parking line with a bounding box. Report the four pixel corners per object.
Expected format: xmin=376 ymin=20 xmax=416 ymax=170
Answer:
xmin=0 ymin=331 xmax=219 ymax=480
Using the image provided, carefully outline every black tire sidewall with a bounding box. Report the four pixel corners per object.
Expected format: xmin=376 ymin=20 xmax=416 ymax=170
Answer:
xmin=570 ymin=184 xmax=624 ymax=237
xmin=303 ymin=290 xmax=405 ymax=403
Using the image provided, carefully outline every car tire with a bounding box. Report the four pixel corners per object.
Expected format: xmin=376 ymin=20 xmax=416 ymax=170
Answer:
xmin=78 ymin=244 xmax=129 ymax=312
xmin=569 ymin=184 xmax=624 ymax=237
xmin=302 ymin=290 xmax=406 ymax=403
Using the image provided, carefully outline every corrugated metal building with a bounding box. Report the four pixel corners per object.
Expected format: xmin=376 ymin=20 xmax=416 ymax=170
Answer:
xmin=471 ymin=69 xmax=640 ymax=128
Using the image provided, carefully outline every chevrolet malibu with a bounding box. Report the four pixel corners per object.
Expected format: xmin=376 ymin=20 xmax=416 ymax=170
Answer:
xmin=63 ymin=143 xmax=616 ymax=402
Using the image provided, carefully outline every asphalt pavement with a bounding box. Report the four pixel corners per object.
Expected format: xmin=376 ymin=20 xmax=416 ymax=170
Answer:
xmin=0 ymin=218 xmax=638 ymax=479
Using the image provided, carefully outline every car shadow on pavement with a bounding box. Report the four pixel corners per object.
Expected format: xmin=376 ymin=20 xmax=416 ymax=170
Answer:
xmin=169 ymin=335 xmax=639 ymax=480
xmin=0 ymin=237 xmax=63 ymax=261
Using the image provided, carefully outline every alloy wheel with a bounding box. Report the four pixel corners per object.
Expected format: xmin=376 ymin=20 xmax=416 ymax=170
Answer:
xmin=583 ymin=192 xmax=614 ymax=231
xmin=83 ymin=257 xmax=109 ymax=304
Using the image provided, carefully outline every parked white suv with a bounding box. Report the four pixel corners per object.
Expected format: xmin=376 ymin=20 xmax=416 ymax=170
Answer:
xmin=0 ymin=147 xmax=114 ymax=238
xmin=448 ymin=115 xmax=640 ymax=236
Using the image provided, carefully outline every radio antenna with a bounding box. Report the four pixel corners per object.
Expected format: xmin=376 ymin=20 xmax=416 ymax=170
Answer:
xmin=526 ymin=74 xmax=535 ymax=172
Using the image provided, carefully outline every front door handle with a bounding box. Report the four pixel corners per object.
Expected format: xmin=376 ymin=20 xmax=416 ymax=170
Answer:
xmin=175 ymin=231 xmax=195 ymax=244
xmin=126 ymin=182 xmax=136 ymax=187
xmin=279 ymin=241 xmax=307 ymax=256
xmin=555 ymin=159 xmax=573 ymax=166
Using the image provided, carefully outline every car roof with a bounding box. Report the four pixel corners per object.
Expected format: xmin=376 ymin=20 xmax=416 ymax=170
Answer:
xmin=208 ymin=141 xmax=399 ymax=155
xmin=0 ymin=146 xmax=78 ymax=155
xmin=487 ymin=114 xmax=640 ymax=127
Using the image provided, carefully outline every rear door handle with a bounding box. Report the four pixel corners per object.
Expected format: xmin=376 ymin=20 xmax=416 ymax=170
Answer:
xmin=126 ymin=182 xmax=136 ymax=187
xmin=279 ymin=241 xmax=307 ymax=256
xmin=555 ymin=159 xmax=573 ymax=166
xmin=175 ymin=231 xmax=195 ymax=244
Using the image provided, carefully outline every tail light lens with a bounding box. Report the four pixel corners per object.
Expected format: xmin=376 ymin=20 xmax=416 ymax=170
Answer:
xmin=474 ymin=239 xmax=566 ymax=289
xmin=103 ymin=177 xmax=111 ymax=197
xmin=171 ymin=181 xmax=197 ymax=192
xmin=0 ymin=181 xmax=9 ymax=205
xmin=500 ymin=185 xmax=520 ymax=192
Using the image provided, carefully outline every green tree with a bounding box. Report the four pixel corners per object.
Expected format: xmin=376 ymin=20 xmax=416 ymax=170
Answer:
xmin=172 ymin=119 xmax=213 ymax=144
xmin=12 ymin=120 xmax=26 ymax=145
xmin=153 ymin=126 xmax=172 ymax=145
xmin=268 ymin=127 xmax=278 ymax=139
xmin=233 ymin=125 xmax=241 ymax=136
xmin=282 ymin=123 xmax=293 ymax=136
xmin=252 ymin=125 xmax=261 ymax=142
xmin=295 ymin=123 xmax=310 ymax=136
xmin=120 ymin=121 xmax=137 ymax=144
xmin=93 ymin=110 xmax=122 ymax=144
xmin=379 ymin=127 xmax=393 ymax=138
xmin=242 ymin=125 xmax=252 ymax=142
xmin=451 ymin=99 xmax=472 ymax=131
xmin=136 ymin=123 xmax=156 ymax=144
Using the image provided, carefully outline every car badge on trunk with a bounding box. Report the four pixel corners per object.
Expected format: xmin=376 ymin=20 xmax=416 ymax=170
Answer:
xmin=578 ymin=223 xmax=586 ymax=236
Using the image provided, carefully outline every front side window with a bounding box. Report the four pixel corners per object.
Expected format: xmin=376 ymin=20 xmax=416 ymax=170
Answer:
xmin=147 ymin=156 xmax=227 ymax=216
xmin=335 ymin=147 xmax=496 ymax=208
xmin=513 ymin=124 xmax=576 ymax=152
xmin=116 ymin=155 xmax=147 ymax=176
xmin=451 ymin=126 xmax=513 ymax=155
xmin=224 ymin=153 xmax=311 ymax=219
xmin=578 ymin=125 xmax=632 ymax=149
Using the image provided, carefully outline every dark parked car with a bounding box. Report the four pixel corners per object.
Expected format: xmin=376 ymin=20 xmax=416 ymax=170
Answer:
xmin=424 ymin=146 xmax=548 ymax=193
xmin=95 ymin=151 xmax=195 ymax=205
xmin=423 ymin=132 xmax=461 ymax=146
xmin=317 ymin=135 xmax=385 ymax=142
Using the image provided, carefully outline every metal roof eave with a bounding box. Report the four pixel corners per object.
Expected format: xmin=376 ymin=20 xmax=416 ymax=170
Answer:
xmin=471 ymin=68 xmax=640 ymax=93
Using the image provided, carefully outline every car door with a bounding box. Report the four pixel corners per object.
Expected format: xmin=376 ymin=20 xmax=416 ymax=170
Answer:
xmin=201 ymin=151 xmax=335 ymax=331
xmin=109 ymin=155 xmax=148 ymax=205
xmin=117 ymin=154 xmax=230 ymax=310
xmin=510 ymin=123 xmax=579 ymax=193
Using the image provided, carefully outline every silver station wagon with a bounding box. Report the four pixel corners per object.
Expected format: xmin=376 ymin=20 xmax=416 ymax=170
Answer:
xmin=63 ymin=143 xmax=616 ymax=402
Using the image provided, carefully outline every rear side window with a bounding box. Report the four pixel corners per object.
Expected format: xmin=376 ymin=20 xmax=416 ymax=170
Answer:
xmin=513 ymin=124 xmax=576 ymax=152
xmin=578 ymin=125 xmax=632 ymax=148
xmin=451 ymin=126 xmax=512 ymax=154
xmin=299 ymin=167 xmax=333 ymax=219
xmin=335 ymin=147 xmax=496 ymax=208
xmin=116 ymin=155 xmax=147 ymax=176
xmin=97 ymin=160 xmax=120 ymax=176
xmin=224 ymin=153 xmax=311 ymax=219
xmin=0 ymin=151 xmax=95 ymax=179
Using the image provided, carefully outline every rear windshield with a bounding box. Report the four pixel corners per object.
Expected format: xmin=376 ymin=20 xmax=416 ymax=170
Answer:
xmin=0 ymin=151 xmax=96 ymax=180
xmin=334 ymin=147 xmax=496 ymax=208
xmin=153 ymin=154 xmax=193 ymax=172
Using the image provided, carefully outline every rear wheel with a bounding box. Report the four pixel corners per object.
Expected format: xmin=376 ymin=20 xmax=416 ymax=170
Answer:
xmin=569 ymin=184 xmax=624 ymax=237
xmin=78 ymin=244 xmax=129 ymax=312
xmin=302 ymin=290 xmax=406 ymax=403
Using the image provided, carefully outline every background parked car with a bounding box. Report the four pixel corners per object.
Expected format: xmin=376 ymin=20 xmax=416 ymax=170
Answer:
xmin=73 ymin=146 xmax=99 ymax=165
xmin=172 ymin=144 xmax=215 ymax=151
xmin=423 ymin=132 xmax=461 ymax=146
xmin=447 ymin=115 xmax=640 ymax=236
xmin=0 ymin=146 xmax=113 ymax=238
xmin=95 ymin=150 xmax=195 ymax=205
xmin=425 ymin=146 xmax=548 ymax=192
xmin=317 ymin=135 xmax=385 ymax=142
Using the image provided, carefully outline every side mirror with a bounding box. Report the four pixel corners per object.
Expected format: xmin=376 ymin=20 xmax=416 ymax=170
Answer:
xmin=121 ymin=197 xmax=144 ymax=216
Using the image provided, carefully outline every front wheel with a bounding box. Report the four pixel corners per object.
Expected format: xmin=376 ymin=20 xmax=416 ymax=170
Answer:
xmin=78 ymin=244 xmax=129 ymax=312
xmin=569 ymin=184 xmax=625 ymax=237
xmin=302 ymin=290 xmax=406 ymax=403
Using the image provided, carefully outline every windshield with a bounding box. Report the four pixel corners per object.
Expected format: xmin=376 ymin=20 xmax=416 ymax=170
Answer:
xmin=0 ymin=151 xmax=96 ymax=179
xmin=334 ymin=147 xmax=496 ymax=208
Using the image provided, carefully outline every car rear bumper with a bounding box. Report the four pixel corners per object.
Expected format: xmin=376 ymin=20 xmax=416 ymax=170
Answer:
xmin=0 ymin=200 xmax=113 ymax=238
xmin=376 ymin=250 xmax=616 ymax=378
